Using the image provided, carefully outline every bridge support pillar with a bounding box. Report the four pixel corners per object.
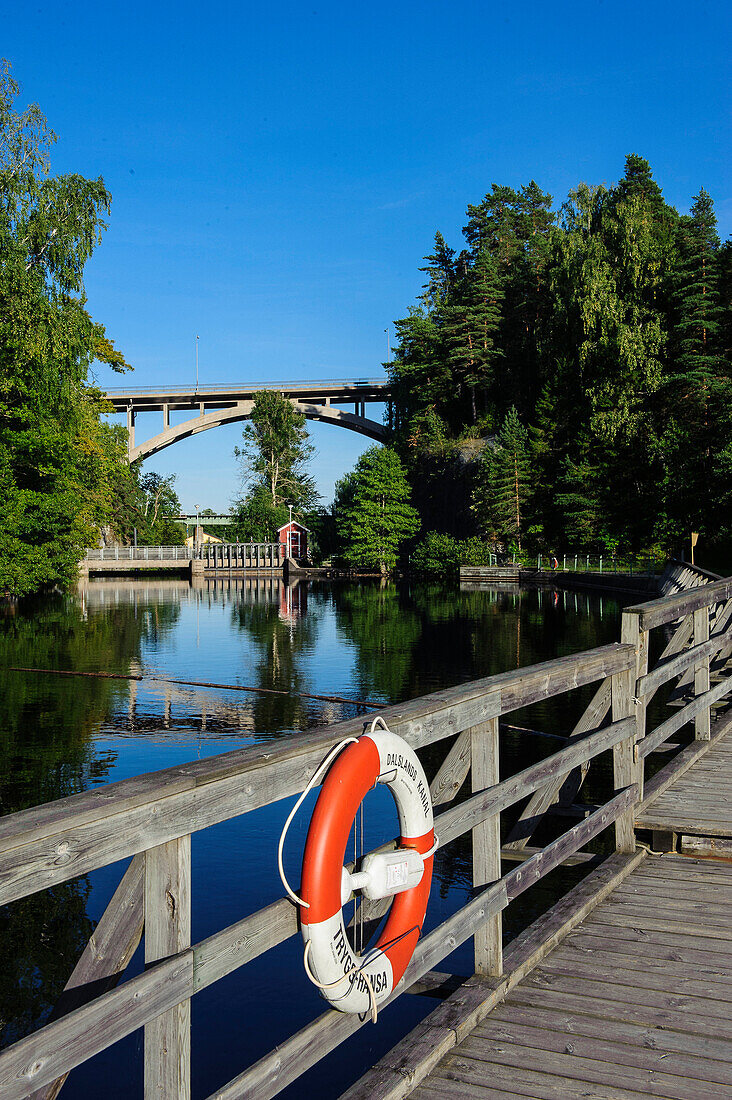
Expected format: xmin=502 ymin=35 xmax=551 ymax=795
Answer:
xmin=126 ymin=406 xmax=135 ymax=459
xmin=163 ymin=403 xmax=170 ymax=429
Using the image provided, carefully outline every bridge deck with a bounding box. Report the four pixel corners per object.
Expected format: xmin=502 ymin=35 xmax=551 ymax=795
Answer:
xmin=636 ymin=722 xmax=732 ymax=845
xmin=408 ymin=856 xmax=732 ymax=1100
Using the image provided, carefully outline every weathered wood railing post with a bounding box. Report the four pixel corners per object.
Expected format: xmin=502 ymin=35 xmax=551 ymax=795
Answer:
xmin=144 ymin=836 xmax=191 ymax=1099
xmin=694 ymin=603 xmax=711 ymax=740
xmin=611 ymin=658 xmax=639 ymax=853
xmin=471 ymin=718 xmax=502 ymax=976
xmin=621 ymin=608 xmax=647 ymax=800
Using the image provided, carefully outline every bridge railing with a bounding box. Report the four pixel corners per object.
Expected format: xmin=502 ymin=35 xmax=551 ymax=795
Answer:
xmin=105 ymin=376 xmax=389 ymax=397
xmin=0 ymin=583 xmax=730 ymax=1098
xmin=203 ymin=542 xmax=282 ymax=569
xmin=623 ymin=576 xmax=732 ymax=803
xmin=84 ymin=543 xmax=283 ymax=567
xmin=85 ymin=545 xmax=195 ymax=561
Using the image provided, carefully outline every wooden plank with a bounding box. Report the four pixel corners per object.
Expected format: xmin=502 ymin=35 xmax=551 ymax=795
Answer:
xmin=507 ymin=984 xmax=732 ymax=1041
xmin=556 ymin=923 xmax=732 ymax=970
xmin=611 ymin=662 xmax=637 ymax=852
xmin=144 ymin=837 xmax=191 ymax=1100
xmin=681 ymin=834 xmax=732 ymax=858
xmin=31 ymin=854 xmax=145 ymax=1100
xmin=436 ymin=717 xmax=634 ymax=848
xmin=419 ymin=1070 xmax=655 ymax=1100
xmin=534 ymin=953 xmax=732 ymax=1003
xmin=503 ymin=678 xmax=612 ymax=850
xmin=580 ymin=907 xmax=731 ymax=940
xmin=694 ymin=605 xmax=712 ymax=739
xmin=339 ymin=851 xmax=643 ymax=1100
xmin=637 ymin=626 xmax=732 ymax=696
xmin=596 ymin=889 xmax=732 ymax=923
xmin=612 ymin=877 xmax=732 ymax=904
xmin=0 ymin=953 xmax=193 ymax=1100
xmin=566 ymin=925 xmax=732 ymax=965
xmin=474 ymin=1015 xmax=732 ymax=1086
xmin=425 ymin=1055 xmax=675 ymax=1100
xmin=493 ymin=999 xmax=732 ymax=1050
xmin=455 ymin=1030 xmax=728 ymax=1100
xmin=638 ymin=676 xmax=732 ymax=758
xmin=628 ymin=576 xmax=732 ymax=631
xmin=471 ymin=719 xmax=502 ymax=976
xmin=428 ymin=729 xmax=471 ymax=807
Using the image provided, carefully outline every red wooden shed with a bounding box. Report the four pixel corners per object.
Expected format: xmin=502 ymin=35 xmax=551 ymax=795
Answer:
xmin=277 ymin=520 xmax=309 ymax=561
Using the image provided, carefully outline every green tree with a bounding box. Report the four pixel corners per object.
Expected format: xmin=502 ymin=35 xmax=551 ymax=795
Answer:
xmin=0 ymin=62 xmax=128 ymax=596
xmin=230 ymin=483 xmax=288 ymax=542
xmin=335 ymin=447 xmax=420 ymax=571
xmin=655 ymin=188 xmax=731 ymax=544
xmin=441 ymin=248 xmax=503 ymax=423
xmin=474 ymin=407 xmax=534 ymax=550
xmin=234 ymin=390 xmax=318 ymax=513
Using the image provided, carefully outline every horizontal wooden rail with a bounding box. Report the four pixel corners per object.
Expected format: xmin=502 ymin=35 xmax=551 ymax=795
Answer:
xmin=637 ymin=626 xmax=732 ymax=696
xmin=0 ymin=644 xmax=633 ymax=908
xmin=638 ymin=676 xmax=732 ymax=759
xmin=627 ymin=577 xmax=732 ymax=631
xmin=435 ymin=717 xmax=634 ymax=847
xmin=207 ymin=788 xmax=636 ymax=1100
xmin=0 ymin=954 xmax=193 ymax=1100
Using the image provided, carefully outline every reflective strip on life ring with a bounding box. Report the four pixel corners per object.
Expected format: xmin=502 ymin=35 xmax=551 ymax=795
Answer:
xmin=300 ymin=729 xmax=434 ymax=1016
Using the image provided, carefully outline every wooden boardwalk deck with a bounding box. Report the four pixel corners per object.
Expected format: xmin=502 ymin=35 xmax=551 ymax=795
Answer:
xmin=410 ymin=856 xmax=732 ymax=1100
xmin=637 ymin=720 xmax=732 ymax=850
xmin=2 ymin=574 xmax=730 ymax=1099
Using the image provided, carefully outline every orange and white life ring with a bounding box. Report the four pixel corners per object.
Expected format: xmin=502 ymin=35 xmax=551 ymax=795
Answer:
xmin=298 ymin=724 xmax=435 ymax=1018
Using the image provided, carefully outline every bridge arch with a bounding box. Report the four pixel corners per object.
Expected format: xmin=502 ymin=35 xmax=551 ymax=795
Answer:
xmin=128 ymin=400 xmax=387 ymax=462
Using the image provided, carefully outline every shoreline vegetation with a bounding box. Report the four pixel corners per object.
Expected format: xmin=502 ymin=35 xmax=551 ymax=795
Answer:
xmin=2 ymin=61 xmax=730 ymax=598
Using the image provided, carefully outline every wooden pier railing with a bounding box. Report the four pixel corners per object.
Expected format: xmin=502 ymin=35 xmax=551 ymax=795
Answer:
xmin=0 ymin=580 xmax=730 ymax=1099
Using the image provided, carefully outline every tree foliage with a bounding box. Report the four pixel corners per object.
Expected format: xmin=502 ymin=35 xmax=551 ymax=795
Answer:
xmin=474 ymin=407 xmax=535 ymax=550
xmin=0 ymin=62 xmax=130 ymax=596
xmin=232 ymin=391 xmax=318 ymax=541
xmin=389 ymin=154 xmax=732 ymax=562
xmin=335 ymin=447 xmax=420 ymax=571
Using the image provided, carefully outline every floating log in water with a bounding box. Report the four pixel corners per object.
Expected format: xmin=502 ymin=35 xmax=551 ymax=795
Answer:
xmin=8 ymin=666 xmax=144 ymax=681
xmin=6 ymin=665 xmax=378 ymax=710
xmin=7 ymin=668 xmax=580 ymax=729
xmin=149 ymin=675 xmax=380 ymax=710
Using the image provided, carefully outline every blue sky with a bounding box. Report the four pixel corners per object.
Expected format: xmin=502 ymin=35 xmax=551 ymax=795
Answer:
xmin=5 ymin=0 xmax=731 ymax=510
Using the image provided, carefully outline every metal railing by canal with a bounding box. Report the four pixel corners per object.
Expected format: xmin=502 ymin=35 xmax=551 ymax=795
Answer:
xmin=0 ymin=579 xmax=730 ymax=1098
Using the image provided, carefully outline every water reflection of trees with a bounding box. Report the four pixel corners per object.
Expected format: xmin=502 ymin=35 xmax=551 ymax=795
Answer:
xmin=0 ymin=590 xmax=178 ymax=1049
xmin=331 ymin=583 xmax=622 ymax=714
xmin=230 ymin=582 xmax=323 ymax=731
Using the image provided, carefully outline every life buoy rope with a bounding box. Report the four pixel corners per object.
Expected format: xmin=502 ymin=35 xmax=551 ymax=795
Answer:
xmin=278 ymin=717 xmax=435 ymax=1021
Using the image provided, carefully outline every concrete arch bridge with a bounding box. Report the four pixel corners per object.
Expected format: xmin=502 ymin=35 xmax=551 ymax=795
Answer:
xmin=103 ymin=378 xmax=390 ymax=462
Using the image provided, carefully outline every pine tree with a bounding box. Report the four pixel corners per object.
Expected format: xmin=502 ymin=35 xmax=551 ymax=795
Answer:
xmin=419 ymin=231 xmax=455 ymax=308
xmin=441 ymin=248 xmax=503 ymax=423
xmin=475 ymin=407 xmax=533 ymax=550
xmin=671 ymin=189 xmax=723 ymax=379
xmin=657 ymin=189 xmax=730 ymax=542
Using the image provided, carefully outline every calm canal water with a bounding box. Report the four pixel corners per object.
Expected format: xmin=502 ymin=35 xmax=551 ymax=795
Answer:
xmin=0 ymin=577 xmax=629 ymax=1098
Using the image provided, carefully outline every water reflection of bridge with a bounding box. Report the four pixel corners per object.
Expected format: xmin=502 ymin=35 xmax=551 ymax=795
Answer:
xmin=78 ymin=576 xmax=338 ymax=734
xmin=79 ymin=574 xmax=303 ymax=608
